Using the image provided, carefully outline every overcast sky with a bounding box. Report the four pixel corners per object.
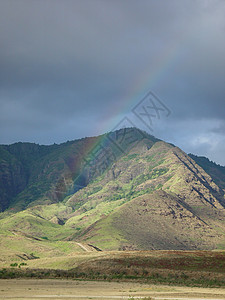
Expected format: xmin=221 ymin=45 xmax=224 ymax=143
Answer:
xmin=0 ymin=0 xmax=225 ymax=165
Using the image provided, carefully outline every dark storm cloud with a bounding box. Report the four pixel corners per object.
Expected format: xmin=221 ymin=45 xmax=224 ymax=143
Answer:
xmin=0 ymin=0 xmax=225 ymax=164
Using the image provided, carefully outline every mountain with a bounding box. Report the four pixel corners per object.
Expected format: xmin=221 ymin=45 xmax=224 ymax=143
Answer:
xmin=0 ymin=128 xmax=225 ymax=261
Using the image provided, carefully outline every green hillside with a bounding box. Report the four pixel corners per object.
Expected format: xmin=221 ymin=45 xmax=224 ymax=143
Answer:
xmin=0 ymin=128 xmax=151 ymax=212
xmin=0 ymin=128 xmax=225 ymax=265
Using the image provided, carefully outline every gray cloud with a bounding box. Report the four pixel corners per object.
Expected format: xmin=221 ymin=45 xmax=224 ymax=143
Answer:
xmin=0 ymin=0 xmax=224 ymax=165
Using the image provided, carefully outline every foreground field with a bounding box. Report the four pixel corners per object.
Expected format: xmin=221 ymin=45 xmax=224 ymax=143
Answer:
xmin=1 ymin=279 xmax=225 ymax=300
xmin=1 ymin=250 xmax=225 ymax=288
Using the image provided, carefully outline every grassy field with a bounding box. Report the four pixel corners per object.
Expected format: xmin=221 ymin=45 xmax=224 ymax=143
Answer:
xmin=1 ymin=250 xmax=225 ymax=288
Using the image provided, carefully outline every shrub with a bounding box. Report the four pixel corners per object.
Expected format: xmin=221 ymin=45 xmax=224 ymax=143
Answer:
xmin=10 ymin=263 xmax=18 ymax=267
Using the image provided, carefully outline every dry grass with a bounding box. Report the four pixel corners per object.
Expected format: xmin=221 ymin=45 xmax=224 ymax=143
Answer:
xmin=1 ymin=250 xmax=225 ymax=287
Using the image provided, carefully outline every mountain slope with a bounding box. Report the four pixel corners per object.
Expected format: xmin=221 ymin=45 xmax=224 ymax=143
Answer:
xmin=0 ymin=146 xmax=27 ymax=211
xmin=70 ymin=142 xmax=225 ymax=250
xmin=0 ymin=129 xmax=225 ymax=255
xmin=0 ymin=128 xmax=150 ymax=212
xmin=189 ymin=154 xmax=225 ymax=190
xmin=80 ymin=190 xmax=222 ymax=251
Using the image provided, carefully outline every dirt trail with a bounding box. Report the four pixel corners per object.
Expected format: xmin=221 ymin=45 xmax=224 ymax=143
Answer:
xmin=1 ymin=279 xmax=225 ymax=300
xmin=76 ymin=242 xmax=92 ymax=252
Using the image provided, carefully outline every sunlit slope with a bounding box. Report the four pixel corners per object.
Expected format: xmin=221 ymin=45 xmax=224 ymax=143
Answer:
xmin=66 ymin=141 xmax=225 ymax=250
xmin=80 ymin=190 xmax=223 ymax=250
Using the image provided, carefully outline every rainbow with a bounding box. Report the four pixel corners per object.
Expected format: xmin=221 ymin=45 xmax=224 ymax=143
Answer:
xmin=100 ymin=36 xmax=185 ymax=134
xmin=56 ymin=34 xmax=189 ymax=197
